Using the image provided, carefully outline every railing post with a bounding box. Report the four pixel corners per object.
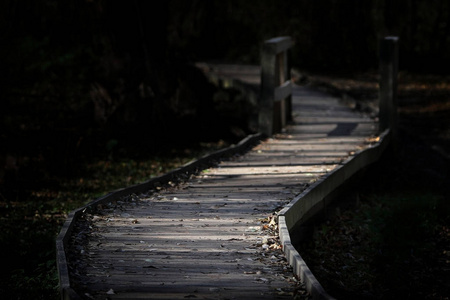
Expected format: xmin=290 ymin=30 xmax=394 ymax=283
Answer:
xmin=379 ymin=36 xmax=399 ymax=140
xmin=286 ymin=49 xmax=293 ymax=123
xmin=259 ymin=36 xmax=293 ymax=136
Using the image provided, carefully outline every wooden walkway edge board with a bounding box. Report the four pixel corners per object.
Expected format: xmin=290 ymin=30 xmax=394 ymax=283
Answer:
xmin=59 ymin=84 xmax=380 ymax=300
xmin=278 ymin=129 xmax=390 ymax=300
xmin=56 ymin=133 xmax=264 ymax=299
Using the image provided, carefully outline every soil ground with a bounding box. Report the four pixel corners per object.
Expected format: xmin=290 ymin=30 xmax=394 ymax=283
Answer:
xmin=296 ymin=71 xmax=450 ymax=299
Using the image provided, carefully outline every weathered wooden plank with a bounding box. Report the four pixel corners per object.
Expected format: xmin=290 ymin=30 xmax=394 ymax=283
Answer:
xmin=274 ymin=80 xmax=292 ymax=101
xmin=263 ymin=36 xmax=293 ymax=55
xmin=65 ymin=83 xmax=377 ymax=299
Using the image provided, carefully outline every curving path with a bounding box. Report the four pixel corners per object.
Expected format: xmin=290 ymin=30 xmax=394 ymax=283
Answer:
xmin=62 ymin=74 xmax=378 ymax=299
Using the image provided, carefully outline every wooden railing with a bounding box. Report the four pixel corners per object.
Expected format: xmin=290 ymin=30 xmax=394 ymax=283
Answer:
xmin=259 ymin=35 xmax=399 ymax=139
xmin=56 ymin=35 xmax=400 ymax=300
xmin=259 ymin=36 xmax=294 ymax=136
xmin=379 ymin=36 xmax=399 ymax=141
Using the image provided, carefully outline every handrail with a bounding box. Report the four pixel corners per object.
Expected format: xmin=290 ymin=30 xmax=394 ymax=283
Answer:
xmin=259 ymin=36 xmax=294 ymax=136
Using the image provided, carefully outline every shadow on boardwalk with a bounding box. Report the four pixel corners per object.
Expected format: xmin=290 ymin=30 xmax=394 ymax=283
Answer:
xmin=64 ymin=81 xmax=377 ymax=299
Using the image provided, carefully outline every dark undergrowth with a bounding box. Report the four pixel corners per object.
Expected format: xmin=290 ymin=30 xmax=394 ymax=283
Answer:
xmin=296 ymin=73 xmax=450 ymax=299
xmin=297 ymin=134 xmax=450 ymax=299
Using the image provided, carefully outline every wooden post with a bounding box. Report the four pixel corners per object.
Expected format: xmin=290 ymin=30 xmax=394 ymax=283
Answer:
xmin=260 ymin=44 xmax=277 ymax=136
xmin=285 ymin=48 xmax=293 ymax=123
xmin=259 ymin=37 xmax=293 ymax=136
xmin=379 ymin=36 xmax=399 ymax=139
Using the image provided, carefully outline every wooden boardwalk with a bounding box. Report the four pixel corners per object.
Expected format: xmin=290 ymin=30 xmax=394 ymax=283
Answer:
xmin=65 ymin=80 xmax=377 ymax=299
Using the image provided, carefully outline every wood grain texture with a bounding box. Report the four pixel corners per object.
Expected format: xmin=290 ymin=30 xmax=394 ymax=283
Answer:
xmin=66 ymin=81 xmax=377 ymax=299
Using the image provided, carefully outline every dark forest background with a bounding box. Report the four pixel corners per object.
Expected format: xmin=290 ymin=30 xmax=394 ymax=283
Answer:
xmin=1 ymin=0 xmax=450 ymax=299
xmin=1 ymin=0 xmax=449 ymax=182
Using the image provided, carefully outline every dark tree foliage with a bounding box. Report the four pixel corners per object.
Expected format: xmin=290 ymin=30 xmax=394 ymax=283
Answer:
xmin=166 ymin=0 xmax=450 ymax=72
xmin=1 ymin=0 xmax=449 ymax=190
xmin=0 ymin=1 xmax=215 ymax=179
